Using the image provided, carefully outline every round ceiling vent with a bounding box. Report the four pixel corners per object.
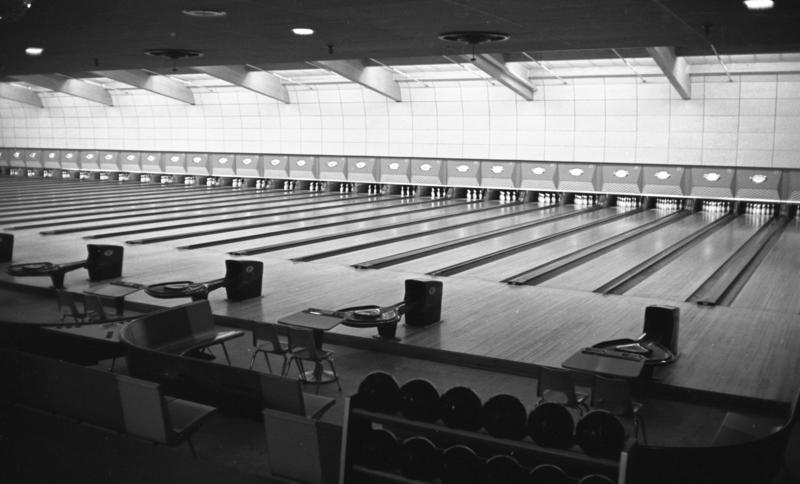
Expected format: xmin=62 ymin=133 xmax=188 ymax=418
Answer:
xmin=438 ymin=31 xmax=510 ymax=45
xmin=144 ymin=48 xmax=204 ymax=60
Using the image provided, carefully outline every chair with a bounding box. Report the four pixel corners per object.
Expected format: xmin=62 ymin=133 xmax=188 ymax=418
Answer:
xmin=286 ymin=326 xmax=341 ymax=394
xmin=620 ymin=388 xmax=800 ymax=484
xmin=56 ymin=290 xmax=86 ymax=325
xmin=249 ymin=322 xmax=289 ymax=375
xmin=537 ymin=367 xmax=588 ymax=411
xmin=590 ymin=375 xmax=646 ymax=443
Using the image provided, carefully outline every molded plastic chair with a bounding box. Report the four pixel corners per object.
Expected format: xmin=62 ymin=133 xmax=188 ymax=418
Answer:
xmin=286 ymin=326 xmax=341 ymax=393
xmin=57 ymin=290 xmax=86 ymax=325
xmin=537 ymin=366 xmax=588 ymax=411
xmin=590 ymin=375 xmax=646 ymax=443
xmin=249 ymin=322 xmax=289 ymax=375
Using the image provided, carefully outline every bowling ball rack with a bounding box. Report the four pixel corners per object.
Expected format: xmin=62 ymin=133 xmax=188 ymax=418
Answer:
xmin=341 ymin=373 xmax=632 ymax=484
xmin=7 ymin=244 xmax=123 ymax=289
xmin=139 ymin=260 xmax=263 ymax=302
xmin=145 ymin=278 xmax=226 ymax=301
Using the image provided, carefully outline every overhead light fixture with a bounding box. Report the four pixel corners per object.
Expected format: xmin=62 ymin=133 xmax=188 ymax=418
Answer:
xmin=743 ymin=0 xmax=774 ymax=10
xmin=292 ymin=27 xmax=315 ymax=36
xmin=438 ymin=31 xmax=510 ymax=60
xmin=182 ymin=8 xmax=227 ymax=17
xmin=25 ymin=46 xmax=44 ymax=56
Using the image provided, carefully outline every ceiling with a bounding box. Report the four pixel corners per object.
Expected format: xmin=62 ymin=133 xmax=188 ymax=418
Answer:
xmin=1 ymin=0 xmax=799 ymax=77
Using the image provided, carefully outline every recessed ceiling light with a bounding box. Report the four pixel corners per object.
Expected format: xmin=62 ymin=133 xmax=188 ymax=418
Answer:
xmin=25 ymin=46 xmax=44 ymax=56
xmin=292 ymin=27 xmax=315 ymax=36
xmin=743 ymin=0 xmax=774 ymax=9
xmin=182 ymin=8 xmax=227 ymax=17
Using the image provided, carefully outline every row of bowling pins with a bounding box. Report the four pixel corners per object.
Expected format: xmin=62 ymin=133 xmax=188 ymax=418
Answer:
xmin=339 ymin=183 xmax=356 ymax=193
xmin=206 ymin=177 xmax=222 ymax=187
xmin=283 ymin=180 xmax=297 ymax=190
xmin=537 ymin=192 xmax=560 ymax=205
xmin=465 ymin=189 xmax=486 ymax=201
xmin=399 ymin=186 xmax=417 ymax=197
xmin=139 ymin=174 xmax=154 ymax=183
xmin=618 ymin=196 xmax=642 ymax=209
xmin=655 ymin=198 xmax=681 ymax=210
xmin=574 ymin=194 xmax=598 ymax=207
xmin=254 ymin=179 xmax=269 ymax=189
xmin=98 ymin=172 xmax=111 ymax=181
xmin=429 ymin=187 xmax=447 ymax=199
xmin=702 ymin=200 xmax=731 ymax=213
xmin=497 ymin=190 xmax=522 ymax=203
xmin=160 ymin=175 xmax=176 ymax=184
xmin=78 ymin=171 xmax=93 ymax=180
xmin=366 ymin=184 xmax=382 ymax=195
xmin=229 ymin=178 xmax=246 ymax=188
xmin=744 ymin=202 xmax=774 ymax=215
xmin=184 ymin=176 xmax=198 ymax=185
xmin=310 ymin=181 xmax=327 ymax=191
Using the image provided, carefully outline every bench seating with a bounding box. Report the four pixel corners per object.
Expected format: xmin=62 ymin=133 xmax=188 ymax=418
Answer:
xmin=120 ymin=300 xmax=244 ymax=364
xmin=0 ymin=348 xmax=217 ymax=455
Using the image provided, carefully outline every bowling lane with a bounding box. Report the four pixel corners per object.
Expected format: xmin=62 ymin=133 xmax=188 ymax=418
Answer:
xmin=203 ymin=201 xmax=492 ymax=255
xmin=541 ymin=210 xmax=721 ymax=291
xmin=367 ymin=205 xmax=600 ymax=273
xmin=626 ymin=214 xmax=767 ymax=301
xmin=119 ymin=196 xmax=435 ymax=244
xmin=451 ymin=207 xmax=663 ymax=282
xmin=731 ymin=218 xmax=800 ymax=314
xmin=294 ymin=203 xmax=561 ymax=265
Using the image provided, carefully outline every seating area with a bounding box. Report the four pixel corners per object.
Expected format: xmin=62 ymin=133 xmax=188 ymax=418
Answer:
xmin=0 ymin=347 xmax=217 ymax=456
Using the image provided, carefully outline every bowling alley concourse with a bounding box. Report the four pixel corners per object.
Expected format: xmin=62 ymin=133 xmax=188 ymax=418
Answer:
xmin=1 ymin=1 xmax=800 ymax=483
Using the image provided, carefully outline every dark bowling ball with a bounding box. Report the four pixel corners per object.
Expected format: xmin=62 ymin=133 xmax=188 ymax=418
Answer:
xmin=578 ymin=474 xmax=615 ymax=484
xmin=439 ymin=386 xmax=483 ymax=431
xmin=354 ymin=371 xmax=401 ymax=413
xmin=483 ymin=393 xmax=527 ymax=440
xmin=399 ymin=436 xmax=440 ymax=481
xmin=486 ymin=454 xmax=526 ymax=484
xmin=440 ymin=445 xmax=487 ymax=484
xmin=357 ymin=428 xmax=400 ymax=471
xmin=527 ymin=402 xmax=575 ymax=448
xmin=529 ymin=464 xmax=570 ymax=484
xmin=400 ymin=378 xmax=440 ymax=422
xmin=575 ymin=410 xmax=626 ymax=459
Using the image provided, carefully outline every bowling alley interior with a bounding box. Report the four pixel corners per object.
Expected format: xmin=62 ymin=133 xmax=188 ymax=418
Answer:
xmin=3 ymin=1 xmax=800 ymax=483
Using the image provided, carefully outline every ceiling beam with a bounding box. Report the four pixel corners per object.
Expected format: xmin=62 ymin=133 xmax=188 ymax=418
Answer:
xmin=309 ymin=59 xmax=402 ymax=102
xmin=9 ymin=74 xmax=113 ymax=106
xmin=93 ymin=69 xmax=195 ymax=105
xmin=646 ymin=46 xmax=691 ymax=100
xmin=0 ymin=83 xmax=43 ymax=108
xmin=194 ymin=65 xmax=290 ymax=104
xmin=467 ymin=54 xmax=535 ymax=101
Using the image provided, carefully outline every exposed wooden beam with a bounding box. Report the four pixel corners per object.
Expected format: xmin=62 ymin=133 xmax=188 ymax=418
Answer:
xmin=646 ymin=46 xmax=691 ymax=100
xmin=94 ymin=69 xmax=195 ymax=104
xmin=194 ymin=65 xmax=289 ymax=104
xmin=10 ymin=74 xmax=113 ymax=106
xmin=310 ymin=59 xmax=402 ymax=102
xmin=0 ymin=83 xmax=43 ymax=108
xmin=468 ymin=53 xmax=535 ymax=101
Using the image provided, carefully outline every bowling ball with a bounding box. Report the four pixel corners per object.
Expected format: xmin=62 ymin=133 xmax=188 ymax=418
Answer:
xmin=357 ymin=428 xmax=400 ymax=471
xmin=354 ymin=371 xmax=401 ymax=413
xmin=482 ymin=393 xmax=527 ymax=440
xmin=529 ymin=464 xmax=570 ymax=484
xmin=440 ymin=445 xmax=487 ymax=484
xmin=399 ymin=436 xmax=440 ymax=481
xmin=439 ymin=386 xmax=483 ymax=431
xmin=527 ymin=402 xmax=575 ymax=448
xmin=576 ymin=410 xmax=626 ymax=458
xmin=578 ymin=474 xmax=615 ymax=484
xmin=400 ymin=378 xmax=440 ymax=421
xmin=485 ymin=454 xmax=526 ymax=484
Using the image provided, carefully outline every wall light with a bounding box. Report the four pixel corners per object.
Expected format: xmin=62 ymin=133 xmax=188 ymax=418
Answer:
xmin=25 ymin=46 xmax=43 ymax=56
xmin=292 ymin=27 xmax=314 ymax=36
xmin=743 ymin=0 xmax=774 ymax=10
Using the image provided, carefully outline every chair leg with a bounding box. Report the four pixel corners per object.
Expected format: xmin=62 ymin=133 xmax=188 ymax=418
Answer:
xmin=327 ymin=359 xmax=342 ymax=392
xmin=109 ymin=357 xmax=117 ymax=372
xmin=262 ymin=352 xmax=273 ymax=374
xmin=220 ymin=343 xmax=232 ymax=365
xmin=248 ymin=350 xmax=258 ymax=370
xmin=186 ymin=437 xmax=197 ymax=458
xmin=279 ymin=356 xmax=288 ymax=377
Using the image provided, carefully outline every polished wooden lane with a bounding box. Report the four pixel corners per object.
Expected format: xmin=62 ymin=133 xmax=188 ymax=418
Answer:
xmin=542 ymin=211 xmax=723 ymax=292
xmin=625 ymin=214 xmax=766 ymax=301
xmin=732 ymin=218 xmax=800 ymax=314
xmin=452 ymin=208 xmax=662 ymax=281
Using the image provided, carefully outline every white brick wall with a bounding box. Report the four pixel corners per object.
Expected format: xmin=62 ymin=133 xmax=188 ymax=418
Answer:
xmin=1 ymin=74 xmax=798 ymax=168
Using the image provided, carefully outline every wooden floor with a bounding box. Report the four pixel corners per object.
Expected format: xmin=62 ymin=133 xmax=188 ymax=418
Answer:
xmin=2 ymin=176 xmax=799 ymax=413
